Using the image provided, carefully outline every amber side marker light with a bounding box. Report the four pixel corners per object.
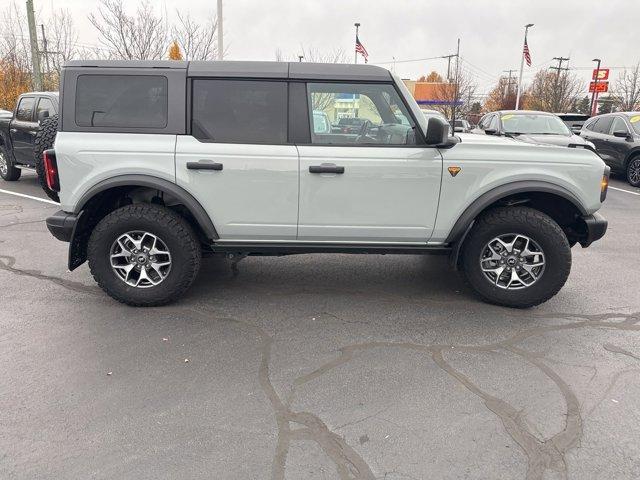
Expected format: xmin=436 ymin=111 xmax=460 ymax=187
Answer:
xmin=600 ymin=167 xmax=610 ymax=202
xmin=448 ymin=166 xmax=461 ymax=177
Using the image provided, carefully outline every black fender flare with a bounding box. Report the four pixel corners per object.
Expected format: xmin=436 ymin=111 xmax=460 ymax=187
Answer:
xmin=446 ymin=181 xmax=587 ymax=269
xmin=0 ymin=131 xmax=16 ymax=160
xmin=74 ymin=174 xmax=219 ymax=240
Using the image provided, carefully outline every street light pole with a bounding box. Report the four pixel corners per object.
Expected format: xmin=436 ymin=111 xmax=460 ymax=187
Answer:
xmin=590 ymin=58 xmax=601 ymax=116
xmin=515 ymin=23 xmax=533 ymax=110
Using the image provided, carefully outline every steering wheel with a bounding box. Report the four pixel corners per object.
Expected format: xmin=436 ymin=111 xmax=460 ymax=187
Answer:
xmin=355 ymin=120 xmax=373 ymax=143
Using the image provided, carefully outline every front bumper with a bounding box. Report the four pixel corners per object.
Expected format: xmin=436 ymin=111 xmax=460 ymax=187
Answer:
xmin=46 ymin=210 xmax=78 ymax=242
xmin=579 ymin=212 xmax=607 ymax=247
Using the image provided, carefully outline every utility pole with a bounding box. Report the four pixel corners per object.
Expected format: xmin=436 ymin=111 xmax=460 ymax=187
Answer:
xmin=549 ymin=57 xmax=570 ymax=111
xmin=502 ymin=69 xmax=517 ymax=99
xmin=515 ymin=23 xmax=534 ymax=110
xmin=217 ymin=0 xmax=223 ymax=60
xmin=40 ymin=24 xmax=51 ymax=74
xmin=451 ymin=38 xmax=460 ymax=126
xmin=442 ymin=53 xmax=457 ymax=81
xmin=26 ymin=0 xmax=43 ymax=91
xmin=354 ymin=23 xmax=360 ymax=64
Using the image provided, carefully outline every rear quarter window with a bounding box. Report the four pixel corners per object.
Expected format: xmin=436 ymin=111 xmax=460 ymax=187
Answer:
xmin=75 ymin=75 xmax=168 ymax=128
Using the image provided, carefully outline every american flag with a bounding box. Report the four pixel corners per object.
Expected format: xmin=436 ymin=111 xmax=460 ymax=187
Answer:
xmin=355 ymin=35 xmax=369 ymax=63
xmin=523 ymin=38 xmax=532 ymax=67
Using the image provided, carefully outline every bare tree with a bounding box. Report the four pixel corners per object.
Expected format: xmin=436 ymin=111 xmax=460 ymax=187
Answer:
xmin=276 ymin=46 xmax=347 ymax=111
xmin=47 ymin=9 xmax=79 ymax=73
xmin=0 ymin=2 xmax=32 ymax=72
xmin=275 ymin=45 xmax=346 ymax=64
xmin=615 ymin=61 xmax=640 ymax=111
xmin=525 ymin=68 xmax=583 ymax=112
xmin=433 ymin=67 xmax=477 ymax=121
xmin=172 ymin=11 xmax=220 ymax=60
xmin=0 ymin=2 xmax=35 ymax=107
xmin=89 ymin=0 xmax=168 ymax=60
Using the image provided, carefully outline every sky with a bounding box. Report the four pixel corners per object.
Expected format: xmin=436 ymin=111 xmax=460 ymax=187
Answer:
xmin=35 ymin=0 xmax=639 ymax=98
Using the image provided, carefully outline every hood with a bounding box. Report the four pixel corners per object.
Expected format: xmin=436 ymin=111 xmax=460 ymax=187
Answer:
xmin=456 ymin=132 xmax=520 ymax=146
xmin=511 ymin=133 xmax=588 ymax=147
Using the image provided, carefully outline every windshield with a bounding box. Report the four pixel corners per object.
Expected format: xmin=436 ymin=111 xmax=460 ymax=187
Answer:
xmin=501 ymin=114 xmax=571 ymax=135
xmin=629 ymin=114 xmax=640 ymax=134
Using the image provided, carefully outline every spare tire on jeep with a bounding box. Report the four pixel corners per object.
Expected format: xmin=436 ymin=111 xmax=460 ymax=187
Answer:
xmin=34 ymin=113 xmax=59 ymax=202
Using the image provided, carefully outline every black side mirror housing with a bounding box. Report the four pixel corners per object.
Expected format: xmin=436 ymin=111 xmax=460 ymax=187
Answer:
xmin=613 ymin=130 xmax=630 ymax=139
xmin=425 ymin=117 xmax=448 ymax=145
xmin=484 ymin=128 xmax=498 ymax=136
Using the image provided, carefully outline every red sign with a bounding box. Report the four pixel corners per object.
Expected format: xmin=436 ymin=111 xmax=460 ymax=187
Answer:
xmin=589 ymin=81 xmax=609 ymax=93
xmin=592 ymin=69 xmax=609 ymax=81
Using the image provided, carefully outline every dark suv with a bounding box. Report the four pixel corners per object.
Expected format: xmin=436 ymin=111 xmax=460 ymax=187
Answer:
xmin=581 ymin=112 xmax=640 ymax=187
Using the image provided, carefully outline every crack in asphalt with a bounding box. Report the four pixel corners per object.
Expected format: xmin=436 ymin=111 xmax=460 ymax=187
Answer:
xmin=187 ymin=308 xmax=376 ymax=480
xmin=0 ymin=218 xmax=45 ymax=229
xmin=602 ymin=342 xmax=640 ymax=361
xmin=0 ymin=255 xmax=100 ymax=295
xmin=271 ymin=311 xmax=639 ymax=480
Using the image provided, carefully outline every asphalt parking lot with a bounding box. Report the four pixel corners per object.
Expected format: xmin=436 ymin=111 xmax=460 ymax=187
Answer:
xmin=1 ymin=172 xmax=639 ymax=480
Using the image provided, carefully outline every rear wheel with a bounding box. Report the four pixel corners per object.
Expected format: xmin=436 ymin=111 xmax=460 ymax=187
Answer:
xmin=0 ymin=144 xmax=21 ymax=181
xmin=88 ymin=204 xmax=202 ymax=307
xmin=627 ymin=156 xmax=640 ymax=188
xmin=462 ymin=206 xmax=571 ymax=308
xmin=34 ymin=114 xmax=59 ymax=201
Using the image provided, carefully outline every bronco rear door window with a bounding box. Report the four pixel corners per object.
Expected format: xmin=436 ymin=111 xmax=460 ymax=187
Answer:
xmin=75 ymin=75 xmax=168 ymax=128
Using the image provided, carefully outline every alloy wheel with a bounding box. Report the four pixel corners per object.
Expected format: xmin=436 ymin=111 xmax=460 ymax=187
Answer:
xmin=110 ymin=231 xmax=172 ymax=288
xmin=0 ymin=151 xmax=7 ymax=176
xmin=480 ymin=233 xmax=545 ymax=290
xmin=629 ymin=158 xmax=640 ymax=186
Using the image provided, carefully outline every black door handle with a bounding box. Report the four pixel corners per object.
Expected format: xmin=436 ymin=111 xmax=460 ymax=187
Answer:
xmin=309 ymin=165 xmax=345 ymax=174
xmin=187 ymin=161 xmax=223 ymax=171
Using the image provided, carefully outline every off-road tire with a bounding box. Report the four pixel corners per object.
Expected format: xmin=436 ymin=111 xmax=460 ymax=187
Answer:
xmin=0 ymin=144 xmax=21 ymax=181
xmin=34 ymin=114 xmax=59 ymax=201
xmin=627 ymin=155 xmax=640 ymax=188
xmin=462 ymin=206 xmax=571 ymax=308
xmin=88 ymin=204 xmax=202 ymax=307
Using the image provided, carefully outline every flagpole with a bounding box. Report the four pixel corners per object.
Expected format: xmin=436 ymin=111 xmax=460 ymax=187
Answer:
xmin=515 ymin=23 xmax=533 ymax=110
xmin=354 ymin=23 xmax=360 ymax=64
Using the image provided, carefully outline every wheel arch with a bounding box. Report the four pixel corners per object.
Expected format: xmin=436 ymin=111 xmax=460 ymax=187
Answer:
xmin=74 ymin=174 xmax=218 ymax=240
xmin=67 ymin=175 xmax=218 ymax=271
xmin=624 ymin=147 xmax=640 ymax=167
xmin=447 ymin=181 xmax=588 ymax=269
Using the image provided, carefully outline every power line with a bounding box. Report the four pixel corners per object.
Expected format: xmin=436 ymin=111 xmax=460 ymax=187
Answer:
xmin=374 ymin=55 xmax=446 ymax=65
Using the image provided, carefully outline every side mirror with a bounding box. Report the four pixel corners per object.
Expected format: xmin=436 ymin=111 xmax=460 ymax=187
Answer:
xmin=425 ymin=117 xmax=448 ymax=145
xmin=613 ymin=130 xmax=630 ymax=139
xmin=484 ymin=128 xmax=498 ymax=135
xmin=571 ymin=126 xmax=582 ymax=135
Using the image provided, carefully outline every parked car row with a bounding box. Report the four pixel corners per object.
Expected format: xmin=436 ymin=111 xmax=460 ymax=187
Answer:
xmin=461 ymin=109 xmax=639 ymax=187
xmin=580 ymin=112 xmax=640 ymax=187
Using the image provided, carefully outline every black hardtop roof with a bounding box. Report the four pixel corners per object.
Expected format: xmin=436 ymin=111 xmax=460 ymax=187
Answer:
xmin=64 ymin=60 xmax=392 ymax=82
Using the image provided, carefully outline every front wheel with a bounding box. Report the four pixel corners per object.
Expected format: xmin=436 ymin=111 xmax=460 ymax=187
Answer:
xmin=627 ymin=156 xmax=640 ymax=188
xmin=88 ymin=204 xmax=202 ymax=306
xmin=462 ymin=207 xmax=571 ymax=308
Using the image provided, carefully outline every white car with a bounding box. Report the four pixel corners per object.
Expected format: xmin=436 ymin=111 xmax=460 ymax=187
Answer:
xmin=44 ymin=60 xmax=608 ymax=308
